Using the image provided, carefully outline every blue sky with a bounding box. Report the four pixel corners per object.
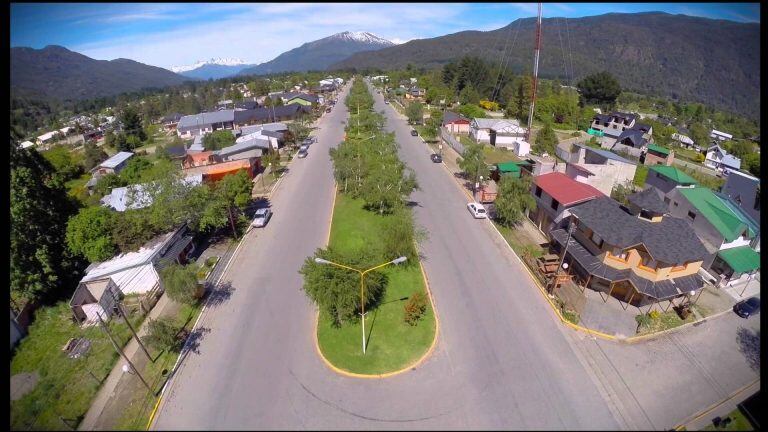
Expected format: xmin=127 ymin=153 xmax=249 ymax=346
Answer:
xmin=10 ymin=3 xmax=761 ymax=69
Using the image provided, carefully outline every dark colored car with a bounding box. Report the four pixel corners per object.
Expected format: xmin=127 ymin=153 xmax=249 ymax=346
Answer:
xmin=411 ymin=129 xmax=418 ymax=136
xmin=430 ymin=153 xmax=442 ymax=163
xmin=733 ymin=297 xmax=760 ymax=318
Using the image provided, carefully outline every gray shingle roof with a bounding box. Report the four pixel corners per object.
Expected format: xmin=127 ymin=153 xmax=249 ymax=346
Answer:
xmin=569 ymin=197 xmax=709 ymax=264
xmin=617 ymin=129 xmax=646 ymax=148
xmin=551 ymin=229 xmax=705 ymax=300
xmin=627 ymin=188 xmax=668 ymax=214
xmin=574 ymin=144 xmax=634 ymax=164
xmin=178 ymin=110 xmax=235 ymax=130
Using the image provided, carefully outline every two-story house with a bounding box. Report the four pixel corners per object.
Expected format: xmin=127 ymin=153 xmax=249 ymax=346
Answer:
xmin=470 ymin=118 xmax=529 ymax=156
xmin=177 ymin=110 xmax=235 ymax=139
xmin=720 ymin=170 xmax=760 ymax=222
xmin=665 ymin=186 xmax=760 ymax=286
xmin=590 ymin=112 xmax=638 ymax=140
xmin=550 ymin=192 xmax=709 ymax=311
xmin=644 ymin=165 xmax=698 ymax=201
xmin=556 ymin=143 xmax=637 ymax=196
xmin=528 ymin=172 xmax=604 ymax=236
xmin=705 ymin=144 xmax=741 ymax=173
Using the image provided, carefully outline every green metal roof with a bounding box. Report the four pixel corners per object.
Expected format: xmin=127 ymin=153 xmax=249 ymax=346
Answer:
xmin=718 ymin=246 xmax=760 ymax=273
xmin=678 ymin=187 xmax=756 ymax=242
xmin=497 ymin=162 xmax=521 ymax=173
xmin=587 ymin=128 xmax=605 ymax=137
xmin=649 ymin=165 xmax=698 ymax=185
xmin=647 ymin=144 xmax=670 ymax=156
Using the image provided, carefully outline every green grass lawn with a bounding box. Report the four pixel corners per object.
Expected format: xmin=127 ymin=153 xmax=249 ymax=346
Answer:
xmin=635 ymin=310 xmax=696 ymax=336
xmin=11 ymin=303 xmax=145 ymax=430
xmin=633 ymin=164 xmax=649 ymax=187
xmin=114 ymin=302 xmax=203 ymax=431
xmin=702 ymin=407 xmax=754 ymax=431
xmin=317 ymin=194 xmax=436 ymax=375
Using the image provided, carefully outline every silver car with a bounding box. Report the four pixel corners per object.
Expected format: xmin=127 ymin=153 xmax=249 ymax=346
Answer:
xmin=251 ymin=208 xmax=272 ymax=228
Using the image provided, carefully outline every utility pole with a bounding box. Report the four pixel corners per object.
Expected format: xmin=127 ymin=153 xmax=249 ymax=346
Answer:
xmin=110 ymin=288 xmax=152 ymax=362
xmin=526 ymin=2 xmax=543 ymax=143
xmin=96 ymin=312 xmax=151 ymax=392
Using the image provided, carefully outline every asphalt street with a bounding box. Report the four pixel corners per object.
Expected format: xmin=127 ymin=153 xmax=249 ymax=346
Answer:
xmin=151 ymin=80 xmax=758 ymax=430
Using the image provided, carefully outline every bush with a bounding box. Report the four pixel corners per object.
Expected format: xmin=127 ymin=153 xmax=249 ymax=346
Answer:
xmin=403 ymin=292 xmax=428 ymax=326
xmin=570 ymin=131 xmax=581 ymax=137
xmin=141 ymin=317 xmax=183 ymax=352
xmin=649 ymin=310 xmax=661 ymax=320
xmin=160 ymin=263 xmax=203 ymax=305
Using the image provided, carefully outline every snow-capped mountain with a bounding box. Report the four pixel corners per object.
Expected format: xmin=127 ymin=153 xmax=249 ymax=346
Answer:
xmin=238 ymin=31 xmax=395 ymax=76
xmin=171 ymin=58 xmax=248 ymax=73
xmin=170 ymin=58 xmax=255 ymax=80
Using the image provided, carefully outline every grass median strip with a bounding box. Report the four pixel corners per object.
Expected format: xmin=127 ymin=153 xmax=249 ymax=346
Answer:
xmin=316 ymin=194 xmax=435 ymax=374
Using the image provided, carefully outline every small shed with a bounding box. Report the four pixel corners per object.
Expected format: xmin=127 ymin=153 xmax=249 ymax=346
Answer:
xmin=70 ymin=278 xmax=122 ymax=325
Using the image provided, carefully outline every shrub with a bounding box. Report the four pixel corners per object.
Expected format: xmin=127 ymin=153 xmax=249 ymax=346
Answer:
xmin=403 ymin=292 xmax=428 ymax=326
xmin=649 ymin=310 xmax=661 ymax=320
xmin=160 ymin=263 xmax=203 ymax=305
xmin=141 ymin=317 xmax=183 ymax=353
xmin=570 ymin=131 xmax=581 ymax=137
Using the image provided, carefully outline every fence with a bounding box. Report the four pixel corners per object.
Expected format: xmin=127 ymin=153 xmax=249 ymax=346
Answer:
xmin=440 ymin=127 xmax=465 ymax=154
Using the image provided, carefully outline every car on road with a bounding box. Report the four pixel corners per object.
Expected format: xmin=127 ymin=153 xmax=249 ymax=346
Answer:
xmin=299 ymin=144 xmax=309 ymax=152
xmin=411 ymin=129 xmax=418 ymax=136
xmin=430 ymin=153 xmax=442 ymax=163
xmin=297 ymin=149 xmax=308 ymax=158
xmin=384 ymin=100 xmax=389 ymax=104
xmin=326 ymin=107 xmax=332 ymax=113
xmin=251 ymin=208 xmax=272 ymax=228
xmin=467 ymin=202 xmax=487 ymax=219
xmin=733 ymin=296 xmax=760 ymax=318
xmin=301 ymin=138 xmax=313 ymax=146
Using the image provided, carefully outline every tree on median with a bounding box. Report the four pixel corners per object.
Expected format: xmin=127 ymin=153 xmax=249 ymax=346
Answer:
xmin=299 ymin=248 xmax=387 ymax=327
xmin=160 ymin=263 xmax=202 ymax=305
xmin=406 ymin=101 xmax=424 ymax=125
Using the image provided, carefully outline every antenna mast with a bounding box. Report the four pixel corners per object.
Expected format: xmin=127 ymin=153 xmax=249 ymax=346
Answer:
xmin=526 ymin=2 xmax=542 ymax=143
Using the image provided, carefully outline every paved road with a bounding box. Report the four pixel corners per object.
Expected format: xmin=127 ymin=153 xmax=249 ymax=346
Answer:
xmin=151 ymin=80 xmax=758 ymax=430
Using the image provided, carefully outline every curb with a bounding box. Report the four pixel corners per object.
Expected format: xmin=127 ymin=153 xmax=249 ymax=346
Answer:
xmin=672 ymin=377 xmax=760 ymax=430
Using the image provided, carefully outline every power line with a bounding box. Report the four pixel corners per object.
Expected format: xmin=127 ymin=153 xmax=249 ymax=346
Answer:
xmin=556 ymin=17 xmax=570 ymax=84
xmin=565 ymin=16 xmax=575 ymax=86
xmin=491 ymin=18 xmax=523 ymax=103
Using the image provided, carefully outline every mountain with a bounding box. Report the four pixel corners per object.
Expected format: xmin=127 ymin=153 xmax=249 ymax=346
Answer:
xmin=238 ymin=31 xmax=395 ymax=76
xmin=171 ymin=58 xmax=255 ymax=80
xmin=10 ymin=45 xmax=192 ymax=102
xmin=331 ymin=13 xmax=760 ymax=118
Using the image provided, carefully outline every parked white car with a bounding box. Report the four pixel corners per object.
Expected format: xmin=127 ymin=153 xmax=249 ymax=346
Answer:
xmin=251 ymin=208 xmax=272 ymax=227
xmin=467 ymin=202 xmax=487 ymax=219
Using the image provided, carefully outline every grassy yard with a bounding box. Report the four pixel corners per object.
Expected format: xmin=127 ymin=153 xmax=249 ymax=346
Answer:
xmin=113 ymin=302 xmax=203 ymax=431
xmin=10 ymin=303 xmax=146 ymax=430
xmin=635 ymin=310 xmax=696 ymax=336
xmin=317 ymin=194 xmax=436 ymax=375
xmin=457 ymin=135 xmax=520 ymax=164
xmin=673 ymin=145 xmax=704 ymax=163
xmin=633 ymin=164 xmax=649 ymax=187
xmin=702 ymin=407 xmax=755 ymax=431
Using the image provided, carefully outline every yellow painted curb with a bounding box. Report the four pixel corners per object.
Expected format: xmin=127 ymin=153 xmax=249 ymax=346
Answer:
xmin=145 ymin=393 xmax=163 ymax=430
xmin=312 ymin=185 xmax=439 ymax=379
xmin=671 ymin=377 xmax=759 ymax=430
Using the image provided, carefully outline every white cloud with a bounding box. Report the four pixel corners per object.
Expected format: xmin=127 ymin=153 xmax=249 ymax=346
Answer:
xmin=72 ymin=3 xmax=474 ymax=69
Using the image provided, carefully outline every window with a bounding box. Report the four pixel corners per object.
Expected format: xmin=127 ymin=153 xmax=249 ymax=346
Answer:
xmin=672 ymin=262 xmax=687 ymax=272
xmin=687 ymin=211 xmax=697 ymax=220
xmin=591 ymin=231 xmax=603 ymax=248
xmin=609 ymin=248 xmax=628 ymax=261
xmin=534 ymin=186 xmax=542 ymax=198
xmin=663 ymin=197 xmax=671 ymax=205
xmin=550 ymin=199 xmax=559 ymax=211
xmin=673 ymin=201 xmax=678 ymax=207
xmin=639 ymin=210 xmax=653 ymax=220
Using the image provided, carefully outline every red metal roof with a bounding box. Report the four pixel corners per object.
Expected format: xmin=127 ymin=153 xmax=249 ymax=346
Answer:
xmin=533 ymin=172 xmax=604 ymax=207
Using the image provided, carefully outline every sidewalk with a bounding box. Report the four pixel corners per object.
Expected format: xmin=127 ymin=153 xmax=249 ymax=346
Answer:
xmin=78 ymin=294 xmax=179 ymax=430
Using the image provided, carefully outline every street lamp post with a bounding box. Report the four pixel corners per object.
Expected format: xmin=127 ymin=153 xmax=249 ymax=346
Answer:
xmin=315 ymin=256 xmax=407 ymax=354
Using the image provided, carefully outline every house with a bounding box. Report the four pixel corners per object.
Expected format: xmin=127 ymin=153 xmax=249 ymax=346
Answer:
xmin=237 ymin=122 xmax=286 ymax=150
xmin=164 ymin=144 xmax=187 ymax=161
xmin=182 ymin=158 xmax=260 ymax=182
xmin=720 ymin=170 xmax=760 ymax=222
xmin=550 ymin=194 xmax=709 ymax=312
xmin=20 ymin=140 xmax=34 ymax=149
xmin=234 ymin=100 xmax=260 ymax=111
xmin=405 ymin=87 xmax=425 ymax=100
xmin=214 ymin=139 xmax=265 ymax=162
xmin=556 ymin=143 xmax=637 ymax=196
xmin=441 ymin=111 xmax=471 ymax=134
xmin=216 ymin=100 xmax=234 ymax=110
xmin=91 ymin=151 xmax=134 ymax=175
xmin=70 ymin=225 xmax=195 ymax=325
xmin=100 ymin=174 xmax=203 ymax=212
xmin=672 ymin=131 xmax=695 ymax=148
xmin=644 ymin=165 xmax=698 ymax=199
xmin=188 ymin=135 xmax=205 ymax=153
xmin=642 ymin=144 xmax=674 ymax=166
xmin=183 ymin=151 xmax=217 ymax=168
xmin=177 ymin=110 xmax=235 ymax=138
xmin=490 ymin=160 xmax=535 ymax=182
xmin=710 ymin=129 xmax=733 ymax=142
xmin=590 ymin=112 xmax=638 ymax=141
xmin=36 ymin=130 xmax=60 ymax=146
xmin=284 ymin=94 xmax=319 ymax=106
xmin=528 ymin=172 xmax=605 ymax=235
xmin=162 ymin=113 xmax=183 ymax=131
xmin=705 ymin=145 xmax=741 ymax=173
xmin=664 ymin=186 xmax=760 ymax=285
xmin=470 ymin=118 xmax=528 ymax=153
xmin=233 ymin=105 xmax=310 ymax=128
